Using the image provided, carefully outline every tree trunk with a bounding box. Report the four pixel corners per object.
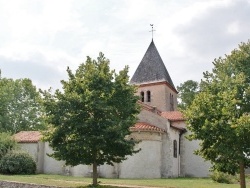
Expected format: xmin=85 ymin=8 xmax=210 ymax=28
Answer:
xmin=92 ymin=162 xmax=98 ymax=186
xmin=239 ymin=161 xmax=246 ymax=188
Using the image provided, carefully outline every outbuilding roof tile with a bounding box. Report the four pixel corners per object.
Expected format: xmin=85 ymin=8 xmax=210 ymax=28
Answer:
xmin=14 ymin=131 xmax=42 ymax=143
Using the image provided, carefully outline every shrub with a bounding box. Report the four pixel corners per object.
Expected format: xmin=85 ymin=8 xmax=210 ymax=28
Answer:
xmin=0 ymin=151 xmax=36 ymax=174
xmin=210 ymin=170 xmax=235 ymax=184
xmin=0 ymin=132 xmax=17 ymax=159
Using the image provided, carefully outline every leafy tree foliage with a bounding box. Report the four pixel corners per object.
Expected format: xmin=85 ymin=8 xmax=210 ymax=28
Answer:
xmin=177 ymin=80 xmax=199 ymax=110
xmin=0 ymin=76 xmax=46 ymax=133
xmin=42 ymin=53 xmax=140 ymax=186
xmin=0 ymin=132 xmax=17 ymax=159
xmin=185 ymin=41 xmax=250 ymax=188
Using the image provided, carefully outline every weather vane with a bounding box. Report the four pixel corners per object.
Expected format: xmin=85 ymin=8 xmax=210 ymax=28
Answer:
xmin=149 ymin=24 xmax=156 ymax=40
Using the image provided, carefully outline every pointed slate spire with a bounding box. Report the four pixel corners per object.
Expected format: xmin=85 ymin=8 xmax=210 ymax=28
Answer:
xmin=130 ymin=40 xmax=176 ymax=90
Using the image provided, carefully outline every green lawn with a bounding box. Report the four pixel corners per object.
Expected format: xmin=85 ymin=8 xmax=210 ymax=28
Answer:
xmin=0 ymin=174 xmax=249 ymax=188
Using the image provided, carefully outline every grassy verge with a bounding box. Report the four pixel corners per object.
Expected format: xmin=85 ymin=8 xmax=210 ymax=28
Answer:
xmin=0 ymin=174 xmax=249 ymax=188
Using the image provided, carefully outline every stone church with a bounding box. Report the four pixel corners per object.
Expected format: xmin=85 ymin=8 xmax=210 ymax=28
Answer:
xmin=14 ymin=40 xmax=211 ymax=178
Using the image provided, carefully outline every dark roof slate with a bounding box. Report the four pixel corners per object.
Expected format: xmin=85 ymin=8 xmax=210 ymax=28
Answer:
xmin=130 ymin=40 xmax=175 ymax=89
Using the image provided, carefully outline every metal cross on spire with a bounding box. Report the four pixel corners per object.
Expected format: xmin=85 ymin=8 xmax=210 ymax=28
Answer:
xmin=149 ymin=24 xmax=156 ymax=40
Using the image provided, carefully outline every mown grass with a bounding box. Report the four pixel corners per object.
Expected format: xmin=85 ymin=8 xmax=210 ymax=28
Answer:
xmin=0 ymin=174 xmax=249 ymax=188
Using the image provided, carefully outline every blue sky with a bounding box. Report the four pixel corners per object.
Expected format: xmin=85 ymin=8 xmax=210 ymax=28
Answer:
xmin=0 ymin=0 xmax=250 ymax=90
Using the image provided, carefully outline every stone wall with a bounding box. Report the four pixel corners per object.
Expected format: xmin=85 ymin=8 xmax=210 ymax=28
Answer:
xmin=119 ymin=137 xmax=162 ymax=178
xmin=138 ymin=109 xmax=170 ymax=131
xmin=18 ymin=142 xmax=45 ymax=173
xmin=180 ymin=131 xmax=211 ymax=177
xmin=43 ymin=142 xmax=65 ymax=175
xmin=0 ymin=181 xmax=64 ymax=188
xmin=245 ymin=168 xmax=250 ymax=174
xmin=16 ymin=110 xmax=211 ymax=179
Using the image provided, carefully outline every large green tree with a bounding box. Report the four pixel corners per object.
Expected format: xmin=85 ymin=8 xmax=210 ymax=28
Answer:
xmin=0 ymin=75 xmax=46 ymax=134
xmin=42 ymin=53 xmax=140 ymax=186
xmin=185 ymin=41 xmax=250 ymax=188
xmin=177 ymin=80 xmax=199 ymax=110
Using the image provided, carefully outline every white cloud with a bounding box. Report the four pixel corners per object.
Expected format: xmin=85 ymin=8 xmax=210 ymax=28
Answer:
xmin=227 ymin=22 xmax=240 ymax=35
xmin=0 ymin=0 xmax=250 ymax=90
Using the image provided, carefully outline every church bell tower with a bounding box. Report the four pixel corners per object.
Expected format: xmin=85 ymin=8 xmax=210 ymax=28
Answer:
xmin=130 ymin=40 xmax=178 ymax=112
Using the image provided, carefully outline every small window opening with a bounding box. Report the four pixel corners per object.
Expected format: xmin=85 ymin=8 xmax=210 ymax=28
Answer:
xmin=173 ymin=140 xmax=177 ymax=158
xmin=147 ymin=91 xmax=151 ymax=102
xmin=141 ymin=91 xmax=144 ymax=102
xmin=170 ymin=93 xmax=174 ymax=111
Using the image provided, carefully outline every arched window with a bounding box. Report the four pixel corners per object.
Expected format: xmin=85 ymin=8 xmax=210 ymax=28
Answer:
xmin=140 ymin=91 xmax=144 ymax=102
xmin=147 ymin=90 xmax=151 ymax=102
xmin=173 ymin=140 xmax=177 ymax=158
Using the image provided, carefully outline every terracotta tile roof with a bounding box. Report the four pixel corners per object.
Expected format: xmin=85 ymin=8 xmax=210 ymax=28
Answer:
xmin=130 ymin=122 xmax=166 ymax=133
xmin=14 ymin=131 xmax=42 ymax=143
xmin=161 ymin=111 xmax=185 ymax=121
